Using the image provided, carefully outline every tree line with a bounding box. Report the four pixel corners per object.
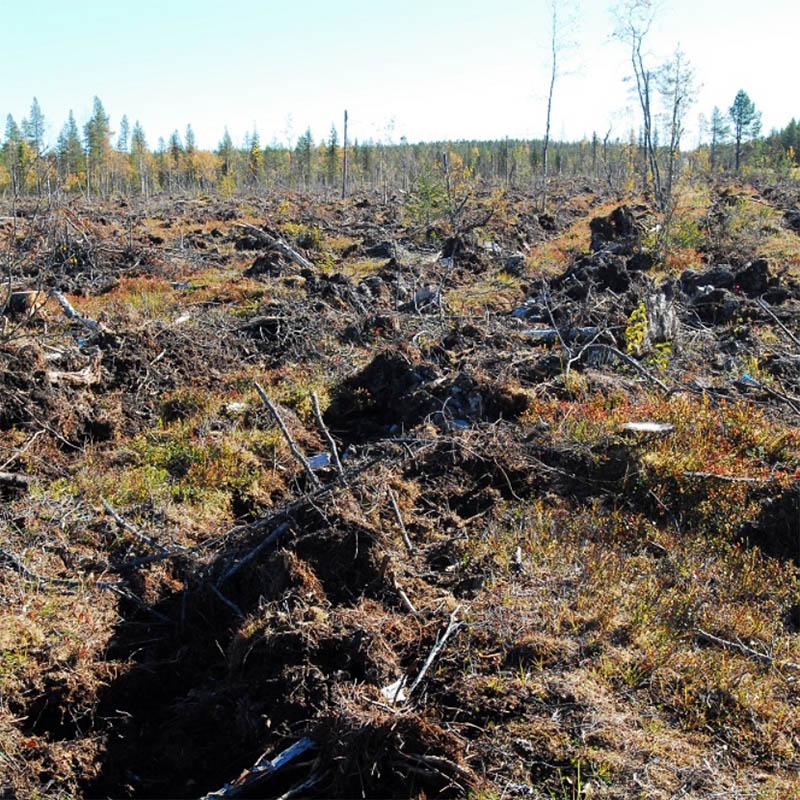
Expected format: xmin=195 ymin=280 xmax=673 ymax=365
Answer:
xmin=1 ymin=92 xmax=797 ymax=203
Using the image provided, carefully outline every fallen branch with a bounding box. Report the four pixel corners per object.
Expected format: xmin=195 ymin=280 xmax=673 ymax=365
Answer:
xmin=255 ymin=381 xmax=322 ymax=489
xmin=695 ymin=628 xmax=800 ymax=672
xmin=208 ymin=582 xmax=244 ymax=617
xmin=51 ymin=290 xmax=101 ymax=331
xmin=217 ymin=522 xmax=290 ymax=586
xmin=234 ymin=222 xmax=315 ymax=270
xmin=593 ymin=344 xmax=670 ymax=393
xmin=388 ymin=487 xmax=415 ymax=554
xmin=101 ymin=498 xmax=172 ymax=553
xmin=111 ymin=460 xmax=374 ymax=573
xmin=0 ymin=471 xmax=31 ymax=489
xmin=757 ymin=297 xmax=800 ymax=349
xmin=0 ymin=429 xmax=43 ymax=472
xmin=202 ymin=736 xmax=316 ymax=799
xmin=683 ymin=471 xmax=771 ymax=484
xmin=311 ymin=392 xmax=344 ymax=477
xmin=405 ymin=606 xmax=463 ymax=700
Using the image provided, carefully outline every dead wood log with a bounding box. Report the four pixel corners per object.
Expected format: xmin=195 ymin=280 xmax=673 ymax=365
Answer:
xmin=234 ymin=222 xmax=315 ymax=270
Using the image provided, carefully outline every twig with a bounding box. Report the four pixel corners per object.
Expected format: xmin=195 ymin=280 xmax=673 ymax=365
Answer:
xmin=254 ymin=381 xmax=322 ymax=489
xmin=406 ymin=606 xmax=463 ymax=700
xmin=682 ymin=471 xmax=771 ymax=484
xmin=104 ymin=583 xmax=173 ymax=623
xmin=208 ymin=582 xmax=244 ymax=617
xmin=111 ymin=461 xmax=373 ymax=573
xmin=217 ymin=522 xmax=289 ymax=586
xmin=396 ymin=585 xmax=418 ymax=615
xmin=388 ymin=488 xmax=414 ymax=553
xmin=695 ymin=628 xmax=800 ymax=671
xmin=594 ymin=344 xmax=670 ymax=393
xmin=0 ymin=429 xmax=43 ymax=472
xmin=757 ymin=297 xmax=800 ymax=349
xmin=202 ymin=737 xmax=317 ymax=799
xmin=311 ymin=392 xmax=344 ymax=477
xmin=101 ymin=497 xmax=171 ymax=554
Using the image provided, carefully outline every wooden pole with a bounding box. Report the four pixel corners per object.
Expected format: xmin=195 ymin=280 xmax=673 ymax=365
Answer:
xmin=341 ymin=109 xmax=348 ymax=199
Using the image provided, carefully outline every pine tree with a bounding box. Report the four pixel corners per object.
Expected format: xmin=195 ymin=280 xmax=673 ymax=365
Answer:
xmin=2 ymin=115 xmax=23 ymax=193
xmin=325 ymin=124 xmax=339 ymax=188
xmin=184 ymin=124 xmax=196 ymax=155
xmin=56 ymin=110 xmax=85 ymax=188
xmin=117 ymin=115 xmax=130 ymax=153
xmin=131 ymin=121 xmax=148 ymax=194
xmin=729 ymin=90 xmax=761 ymax=171
xmin=295 ymin=128 xmax=313 ymax=188
xmin=25 ymin=98 xmax=45 ymax=154
xmin=217 ymin=128 xmax=234 ymax=176
xmin=84 ymin=96 xmax=111 ymax=196
xmin=248 ymin=128 xmax=263 ymax=186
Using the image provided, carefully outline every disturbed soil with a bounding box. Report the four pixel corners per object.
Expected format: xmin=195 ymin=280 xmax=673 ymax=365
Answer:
xmin=2 ymin=178 xmax=800 ymax=799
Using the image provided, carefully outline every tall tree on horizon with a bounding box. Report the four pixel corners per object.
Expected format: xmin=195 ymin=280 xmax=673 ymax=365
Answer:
xmin=729 ymin=90 xmax=761 ymax=171
xmin=84 ymin=96 xmax=111 ymax=197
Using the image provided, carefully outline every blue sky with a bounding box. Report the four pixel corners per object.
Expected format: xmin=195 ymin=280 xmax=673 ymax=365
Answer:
xmin=2 ymin=0 xmax=797 ymax=150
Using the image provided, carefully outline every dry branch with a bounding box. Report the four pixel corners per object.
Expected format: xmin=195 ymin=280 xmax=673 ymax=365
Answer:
xmin=388 ymin=487 xmax=415 ymax=553
xmin=101 ymin=497 xmax=171 ymax=554
xmin=217 ymin=522 xmax=290 ymax=586
xmin=695 ymin=628 xmax=800 ymax=672
xmin=682 ymin=471 xmax=771 ymax=484
xmin=254 ymin=381 xmax=322 ymax=489
xmin=406 ymin=606 xmax=463 ymax=700
xmin=0 ymin=471 xmax=31 ymax=488
xmin=51 ymin=290 xmax=102 ymax=331
xmin=593 ymin=344 xmax=670 ymax=393
xmin=311 ymin=391 xmax=344 ymax=476
xmin=234 ymin=222 xmax=315 ymax=269
xmin=202 ymin=736 xmax=317 ymax=799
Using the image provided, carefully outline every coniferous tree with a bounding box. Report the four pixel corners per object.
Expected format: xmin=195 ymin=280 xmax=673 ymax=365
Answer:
xmin=295 ymin=127 xmax=313 ymax=188
xmin=84 ymin=96 xmax=111 ymax=196
xmin=217 ymin=128 xmax=234 ymax=176
xmin=56 ymin=111 xmax=85 ymax=189
xmin=729 ymin=90 xmax=761 ymax=171
xmin=247 ymin=128 xmax=263 ymax=187
xmin=117 ymin=115 xmax=130 ymax=153
xmin=325 ymin=124 xmax=339 ymax=188
xmin=710 ymin=106 xmax=730 ymax=171
xmin=25 ymin=97 xmax=45 ymax=154
xmin=131 ymin=120 xmax=148 ymax=194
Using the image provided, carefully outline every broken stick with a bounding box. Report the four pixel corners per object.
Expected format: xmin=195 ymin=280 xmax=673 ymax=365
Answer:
xmin=254 ymin=382 xmax=322 ymax=489
xmin=311 ymin=392 xmax=344 ymax=477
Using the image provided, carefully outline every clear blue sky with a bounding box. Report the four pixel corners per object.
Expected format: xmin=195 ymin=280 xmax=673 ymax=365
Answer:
xmin=2 ymin=0 xmax=797 ymax=150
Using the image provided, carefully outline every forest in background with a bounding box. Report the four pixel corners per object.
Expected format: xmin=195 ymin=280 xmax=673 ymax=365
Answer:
xmin=2 ymin=93 xmax=800 ymax=202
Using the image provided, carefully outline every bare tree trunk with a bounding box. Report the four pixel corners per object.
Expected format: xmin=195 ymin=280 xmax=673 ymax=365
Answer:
xmin=631 ymin=33 xmax=663 ymax=209
xmin=541 ymin=2 xmax=557 ymax=213
xmin=341 ymin=110 xmax=348 ymax=199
